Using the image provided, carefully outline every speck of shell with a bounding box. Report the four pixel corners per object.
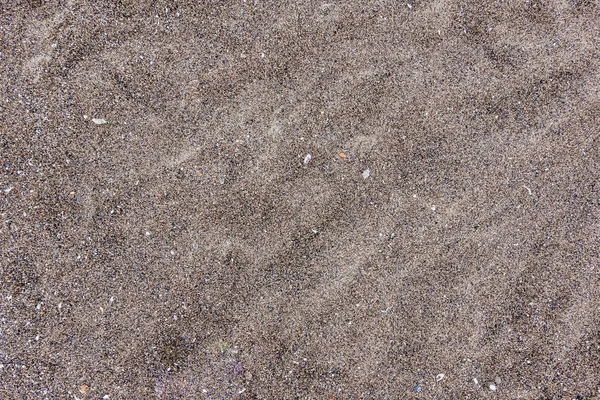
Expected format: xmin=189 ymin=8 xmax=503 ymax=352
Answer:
xmin=362 ymin=169 xmax=370 ymax=179
xmin=489 ymin=384 xmax=497 ymax=391
xmin=304 ymin=154 xmax=312 ymax=164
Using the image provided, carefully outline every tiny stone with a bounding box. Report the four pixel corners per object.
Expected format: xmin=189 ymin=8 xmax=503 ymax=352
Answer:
xmin=304 ymin=154 xmax=312 ymax=164
xmin=495 ymin=377 xmax=501 ymax=384
xmin=362 ymin=169 xmax=370 ymax=179
xmin=489 ymin=384 xmax=497 ymax=391
xmin=92 ymin=118 xmax=107 ymax=124
xmin=413 ymin=385 xmax=421 ymax=392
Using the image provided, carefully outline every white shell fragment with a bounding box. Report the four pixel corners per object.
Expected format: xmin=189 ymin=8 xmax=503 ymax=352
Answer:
xmin=362 ymin=169 xmax=370 ymax=179
xmin=92 ymin=118 xmax=107 ymax=125
xmin=304 ymin=154 xmax=312 ymax=164
xmin=436 ymin=373 xmax=445 ymax=382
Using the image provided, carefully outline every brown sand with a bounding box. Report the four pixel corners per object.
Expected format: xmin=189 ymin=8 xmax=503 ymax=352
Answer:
xmin=1 ymin=1 xmax=600 ymax=399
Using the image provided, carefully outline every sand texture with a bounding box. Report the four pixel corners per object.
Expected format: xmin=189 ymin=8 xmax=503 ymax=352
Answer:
xmin=1 ymin=1 xmax=600 ymax=399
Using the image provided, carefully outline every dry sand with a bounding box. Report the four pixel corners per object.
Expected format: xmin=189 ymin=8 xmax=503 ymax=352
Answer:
xmin=1 ymin=1 xmax=600 ymax=399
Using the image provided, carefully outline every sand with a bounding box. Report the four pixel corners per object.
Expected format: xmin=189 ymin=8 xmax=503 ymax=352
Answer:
xmin=1 ymin=1 xmax=599 ymax=398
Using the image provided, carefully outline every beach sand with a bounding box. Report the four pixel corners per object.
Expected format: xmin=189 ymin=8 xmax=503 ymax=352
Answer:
xmin=1 ymin=1 xmax=599 ymax=398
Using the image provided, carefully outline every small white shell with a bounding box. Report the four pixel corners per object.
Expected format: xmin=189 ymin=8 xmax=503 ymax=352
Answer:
xmin=303 ymin=154 xmax=312 ymax=164
xmin=436 ymin=373 xmax=445 ymax=382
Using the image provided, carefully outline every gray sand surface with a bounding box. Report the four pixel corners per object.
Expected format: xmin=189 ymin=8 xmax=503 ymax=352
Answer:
xmin=1 ymin=1 xmax=599 ymax=398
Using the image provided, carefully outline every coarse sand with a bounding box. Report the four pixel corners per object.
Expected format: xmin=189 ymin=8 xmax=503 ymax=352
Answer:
xmin=1 ymin=1 xmax=600 ymax=399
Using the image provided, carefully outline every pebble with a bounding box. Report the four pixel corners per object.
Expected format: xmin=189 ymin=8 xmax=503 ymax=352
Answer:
xmin=489 ymin=383 xmax=497 ymax=391
xmin=495 ymin=376 xmax=501 ymax=384
xmin=92 ymin=118 xmax=107 ymax=124
xmin=304 ymin=154 xmax=312 ymax=164
xmin=362 ymin=169 xmax=370 ymax=179
xmin=413 ymin=385 xmax=422 ymax=392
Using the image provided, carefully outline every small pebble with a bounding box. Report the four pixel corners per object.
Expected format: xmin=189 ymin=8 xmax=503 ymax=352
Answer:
xmin=362 ymin=169 xmax=370 ymax=179
xmin=489 ymin=384 xmax=497 ymax=391
xmin=413 ymin=385 xmax=421 ymax=392
xmin=92 ymin=118 xmax=107 ymax=124
xmin=495 ymin=377 xmax=501 ymax=384
xmin=304 ymin=154 xmax=312 ymax=164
